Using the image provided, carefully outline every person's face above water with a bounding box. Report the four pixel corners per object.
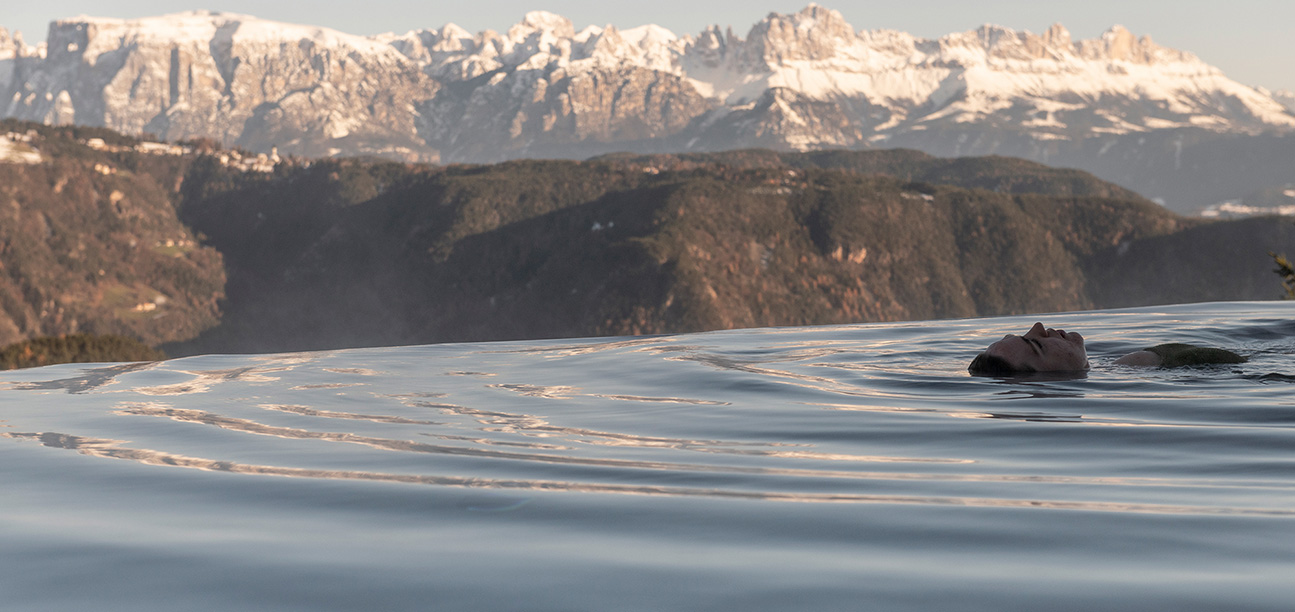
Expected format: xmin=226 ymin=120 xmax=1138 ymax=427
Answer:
xmin=984 ymin=322 xmax=1089 ymax=372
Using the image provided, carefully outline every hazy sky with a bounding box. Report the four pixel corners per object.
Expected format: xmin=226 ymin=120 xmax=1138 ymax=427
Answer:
xmin=5 ymin=0 xmax=1293 ymax=91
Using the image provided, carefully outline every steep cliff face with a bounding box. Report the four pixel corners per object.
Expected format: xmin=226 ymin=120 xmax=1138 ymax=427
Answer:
xmin=3 ymin=7 xmax=1294 ymax=210
xmin=394 ymin=12 xmax=716 ymax=161
xmin=4 ymin=12 xmax=437 ymax=161
xmin=418 ymin=63 xmax=713 ymax=161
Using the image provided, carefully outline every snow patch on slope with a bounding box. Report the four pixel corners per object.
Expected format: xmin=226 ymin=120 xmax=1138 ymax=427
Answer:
xmin=61 ymin=10 xmax=400 ymax=57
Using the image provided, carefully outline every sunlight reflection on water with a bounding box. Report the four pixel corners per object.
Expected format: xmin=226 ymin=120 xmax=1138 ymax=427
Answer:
xmin=2 ymin=302 xmax=1294 ymax=610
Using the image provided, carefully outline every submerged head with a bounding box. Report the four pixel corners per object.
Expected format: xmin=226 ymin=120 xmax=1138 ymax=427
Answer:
xmin=969 ymin=322 xmax=1089 ymax=375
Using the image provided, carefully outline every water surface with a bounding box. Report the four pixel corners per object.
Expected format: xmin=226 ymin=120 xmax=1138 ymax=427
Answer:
xmin=2 ymin=302 xmax=1293 ymax=611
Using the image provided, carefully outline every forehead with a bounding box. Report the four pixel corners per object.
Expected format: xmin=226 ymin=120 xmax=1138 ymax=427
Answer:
xmin=988 ymin=335 xmax=1034 ymax=359
xmin=993 ymin=335 xmax=1029 ymax=349
xmin=982 ymin=336 xmax=1039 ymax=370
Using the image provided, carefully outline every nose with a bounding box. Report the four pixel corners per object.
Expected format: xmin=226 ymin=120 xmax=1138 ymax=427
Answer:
xmin=1026 ymin=322 xmax=1045 ymax=336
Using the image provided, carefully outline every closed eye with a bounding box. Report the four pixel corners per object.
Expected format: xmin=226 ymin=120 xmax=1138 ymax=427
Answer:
xmin=1024 ymin=338 xmax=1043 ymax=355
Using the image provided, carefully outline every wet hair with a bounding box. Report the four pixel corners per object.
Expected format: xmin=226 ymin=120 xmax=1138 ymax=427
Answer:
xmin=1146 ymin=344 xmax=1247 ymax=368
xmin=968 ymin=353 xmax=1034 ymax=376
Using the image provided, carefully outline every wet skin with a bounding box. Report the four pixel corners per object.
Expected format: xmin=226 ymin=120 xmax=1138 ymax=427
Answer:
xmin=984 ymin=322 xmax=1090 ymax=372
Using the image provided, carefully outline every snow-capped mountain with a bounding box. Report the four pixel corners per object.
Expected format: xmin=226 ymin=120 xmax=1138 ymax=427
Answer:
xmin=1 ymin=12 xmax=436 ymax=159
xmin=1269 ymin=89 xmax=1295 ymax=115
xmin=3 ymin=5 xmax=1293 ymax=209
xmin=379 ymin=4 xmax=1295 ymax=158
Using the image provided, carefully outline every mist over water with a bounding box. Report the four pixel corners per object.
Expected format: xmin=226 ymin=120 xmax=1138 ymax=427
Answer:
xmin=2 ymin=302 xmax=1294 ymax=610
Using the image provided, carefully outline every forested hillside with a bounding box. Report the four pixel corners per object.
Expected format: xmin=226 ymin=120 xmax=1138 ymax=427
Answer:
xmin=0 ymin=121 xmax=224 ymax=347
xmin=2 ymin=120 xmax=1289 ymax=357
xmin=164 ymin=149 xmax=1287 ymax=354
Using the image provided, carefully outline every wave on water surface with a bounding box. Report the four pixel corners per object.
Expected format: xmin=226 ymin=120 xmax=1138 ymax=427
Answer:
xmin=2 ymin=302 xmax=1294 ymax=611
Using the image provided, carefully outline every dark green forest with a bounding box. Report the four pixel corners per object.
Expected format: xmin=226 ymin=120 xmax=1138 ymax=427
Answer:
xmin=1273 ymin=252 xmax=1295 ymax=299
xmin=0 ymin=333 xmax=164 ymax=369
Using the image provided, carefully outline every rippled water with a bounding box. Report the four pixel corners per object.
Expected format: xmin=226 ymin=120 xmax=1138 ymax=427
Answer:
xmin=3 ymin=302 xmax=1294 ymax=611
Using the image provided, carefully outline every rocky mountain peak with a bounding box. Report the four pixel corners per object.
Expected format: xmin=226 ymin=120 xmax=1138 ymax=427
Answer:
xmin=509 ymin=11 xmax=576 ymax=43
xmin=1043 ymin=23 xmax=1071 ymax=49
xmin=936 ymin=23 xmax=1072 ymax=62
xmin=574 ymin=25 xmax=631 ymax=65
xmin=744 ymin=3 xmax=855 ymax=63
xmin=1100 ymin=25 xmax=1145 ymax=61
xmin=621 ymin=24 xmax=677 ymax=48
xmin=1073 ymin=24 xmax=1193 ymax=64
xmin=434 ymin=23 xmax=475 ymax=50
xmin=498 ymin=11 xmax=576 ymax=68
xmin=3 ymin=3 xmax=1293 ymax=198
xmin=379 ymin=23 xmax=480 ymax=70
xmin=685 ymin=25 xmax=732 ymax=69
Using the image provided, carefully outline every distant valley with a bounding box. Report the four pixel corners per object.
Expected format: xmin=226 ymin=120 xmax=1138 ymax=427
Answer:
xmin=2 ymin=121 xmax=1290 ymax=354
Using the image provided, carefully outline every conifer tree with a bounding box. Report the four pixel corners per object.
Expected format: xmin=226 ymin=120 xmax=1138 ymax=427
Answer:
xmin=1270 ymin=251 xmax=1295 ymax=299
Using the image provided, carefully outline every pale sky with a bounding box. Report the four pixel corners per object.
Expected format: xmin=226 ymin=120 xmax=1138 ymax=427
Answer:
xmin=4 ymin=0 xmax=1292 ymax=91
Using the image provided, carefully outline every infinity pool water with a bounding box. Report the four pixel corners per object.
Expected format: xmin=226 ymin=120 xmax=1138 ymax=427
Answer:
xmin=2 ymin=302 xmax=1293 ymax=611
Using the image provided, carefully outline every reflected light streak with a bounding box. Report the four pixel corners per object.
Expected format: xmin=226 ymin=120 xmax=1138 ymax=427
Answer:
xmin=321 ymin=368 xmax=382 ymax=375
xmin=480 ymin=337 xmax=672 ymax=357
xmin=427 ymin=434 xmax=571 ymax=450
xmin=591 ymin=394 xmax=729 ymax=405
xmin=252 ymin=353 xmax=327 ymax=365
xmin=10 ymin=362 xmax=157 ymax=394
xmin=259 ymin=404 xmax=441 ymax=425
xmin=105 ymin=404 xmax=1294 ymax=489
xmin=134 ymin=381 xmax=216 ymax=395
xmin=489 ymin=384 xmax=579 ymax=398
xmin=810 ymin=402 xmax=940 ymax=414
xmin=405 ymin=401 xmax=809 ymax=452
xmin=5 ymin=431 xmax=1293 ymax=517
xmin=121 ymin=366 xmax=290 ymax=396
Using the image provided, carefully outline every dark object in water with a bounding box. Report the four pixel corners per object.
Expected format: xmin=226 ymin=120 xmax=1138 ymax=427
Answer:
xmin=1145 ymin=343 xmax=1247 ymax=368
